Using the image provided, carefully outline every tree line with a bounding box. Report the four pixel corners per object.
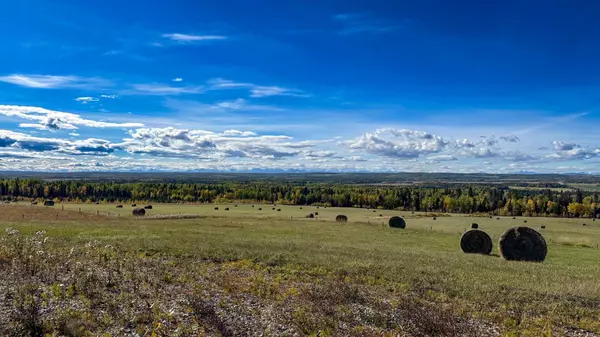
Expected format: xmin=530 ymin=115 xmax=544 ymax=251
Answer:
xmin=0 ymin=178 xmax=598 ymax=218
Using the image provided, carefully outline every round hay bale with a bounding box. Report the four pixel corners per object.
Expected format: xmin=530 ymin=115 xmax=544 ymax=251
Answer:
xmin=214 ymin=207 xmax=219 ymax=210
xmin=388 ymin=216 xmax=406 ymax=229
xmin=272 ymin=207 xmax=276 ymax=210
xmin=471 ymin=223 xmax=479 ymax=229
xmin=316 ymin=206 xmax=320 ymax=209
xmin=252 ymin=205 xmax=255 ymax=207
xmin=379 ymin=214 xmax=383 ymax=217
xmin=95 ymin=201 xmax=100 ymax=205
xmin=433 ymin=217 xmax=437 ymax=220
xmin=132 ymin=204 xmax=137 ymax=207
xmin=593 ymin=218 xmax=596 ymax=221
xmin=372 ymin=210 xmax=376 ymax=213
xmin=460 ymin=230 xmax=492 ymax=255
xmin=512 ymin=216 xmax=516 ymax=219
xmin=306 ymin=213 xmax=314 ymax=218
xmin=523 ymin=220 xmax=527 ymax=223
xmin=315 ymin=212 xmax=319 ymax=216
xmin=225 ymin=207 xmax=229 ymax=211
xmin=499 ymin=226 xmax=547 ymax=262
xmin=258 ymin=208 xmax=262 ymax=210
xmin=540 ymin=225 xmax=546 ymax=229
xmin=116 ymin=205 xmax=123 ymax=208
xmin=234 ymin=204 xmax=238 ymax=207
xmin=132 ymin=208 xmax=145 ymax=216
xmin=144 ymin=205 xmax=153 ymax=209
xmin=336 ymin=214 xmax=348 ymax=223
xmin=300 ymin=207 xmax=303 ymax=209
xmin=496 ymin=217 xmax=500 ymax=220
xmin=583 ymin=223 xmax=587 ymax=226
xmin=277 ymin=209 xmax=281 ymax=211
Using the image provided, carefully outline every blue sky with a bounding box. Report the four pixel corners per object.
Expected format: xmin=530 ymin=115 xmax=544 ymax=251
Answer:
xmin=1 ymin=0 xmax=599 ymax=173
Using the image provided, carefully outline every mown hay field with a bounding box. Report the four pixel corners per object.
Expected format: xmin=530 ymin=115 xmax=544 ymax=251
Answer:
xmin=1 ymin=202 xmax=599 ymax=336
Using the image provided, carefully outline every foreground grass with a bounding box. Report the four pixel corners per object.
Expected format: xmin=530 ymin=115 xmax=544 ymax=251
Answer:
xmin=1 ymin=204 xmax=599 ymax=336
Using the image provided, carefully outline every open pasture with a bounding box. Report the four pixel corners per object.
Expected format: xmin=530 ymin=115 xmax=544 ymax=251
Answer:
xmin=1 ymin=202 xmax=599 ymax=335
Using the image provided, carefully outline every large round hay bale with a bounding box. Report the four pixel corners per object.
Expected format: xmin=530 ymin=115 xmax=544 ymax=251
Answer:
xmin=258 ymin=208 xmax=262 ymax=210
xmin=315 ymin=212 xmax=319 ymax=216
xmin=214 ymin=207 xmax=219 ymax=210
xmin=499 ymin=226 xmax=547 ymax=262
xmin=277 ymin=209 xmax=281 ymax=211
xmin=460 ymin=230 xmax=492 ymax=254
xmin=132 ymin=204 xmax=137 ymax=207
xmin=540 ymin=225 xmax=546 ymax=229
xmin=432 ymin=217 xmax=437 ymax=220
xmin=336 ymin=214 xmax=348 ymax=223
xmin=306 ymin=213 xmax=314 ymax=218
xmin=144 ymin=205 xmax=153 ymax=209
xmin=225 ymin=207 xmax=230 ymax=211
xmin=471 ymin=223 xmax=479 ymax=229
xmin=388 ymin=216 xmax=406 ymax=229
xmin=116 ymin=205 xmax=123 ymax=208
xmin=132 ymin=208 xmax=145 ymax=216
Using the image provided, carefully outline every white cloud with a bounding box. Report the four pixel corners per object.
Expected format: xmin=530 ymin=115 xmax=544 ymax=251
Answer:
xmin=172 ymin=78 xmax=183 ymax=82
xmin=75 ymin=97 xmax=100 ymax=104
xmin=207 ymin=78 xmax=309 ymax=98
xmin=0 ymin=105 xmax=144 ymax=130
xmin=0 ymin=74 xmax=110 ymax=89
xmin=100 ymin=94 xmax=118 ymax=99
xmin=0 ymin=130 xmax=114 ymax=155
xmin=162 ymin=33 xmax=227 ymax=42
xmin=128 ymin=83 xmax=204 ymax=95
xmin=342 ymin=128 xmax=447 ymax=158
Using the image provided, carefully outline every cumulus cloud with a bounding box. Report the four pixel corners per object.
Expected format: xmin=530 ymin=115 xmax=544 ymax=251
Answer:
xmin=0 ymin=105 xmax=144 ymax=130
xmin=115 ymin=127 xmax=311 ymax=160
xmin=500 ymin=135 xmax=520 ymax=143
xmin=547 ymin=141 xmax=600 ymax=160
xmin=342 ymin=128 xmax=447 ymax=158
xmin=552 ymin=141 xmax=580 ymax=151
xmin=0 ymin=74 xmax=110 ymax=89
xmin=207 ymin=78 xmax=309 ymax=98
xmin=172 ymin=78 xmax=183 ymax=82
xmin=100 ymin=94 xmax=118 ymax=99
xmin=162 ymin=33 xmax=228 ymax=42
xmin=0 ymin=130 xmax=114 ymax=155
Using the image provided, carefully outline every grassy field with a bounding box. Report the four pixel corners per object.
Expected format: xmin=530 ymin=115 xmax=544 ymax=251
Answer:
xmin=1 ymin=202 xmax=599 ymax=336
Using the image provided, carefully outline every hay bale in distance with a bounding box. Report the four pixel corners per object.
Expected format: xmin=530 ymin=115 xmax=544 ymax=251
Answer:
xmin=512 ymin=216 xmax=516 ymax=219
xmin=388 ymin=216 xmax=406 ymax=229
xmin=460 ymin=230 xmax=492 ymax=255
xmin=44 ymin=200 xmax=54 ymax=206
xmin=306 ymin=213 xmax=314 ymax=218
xmin=214 ymin=207 xmax=219 ymax=210
xmin=583 ymin=223 xmax=587 ymax=226
xmin=300 ymin=207 xmax=303 ymax=209
xmin=277 ymin=209 xmax=281 ymax=211
xmin=541 ymin=225 xmax=546 ymax=229
xmin=499 ymin=226 xmax=547 ymax=262
xmin=315 ymin=212 xmax=319 ymax=216
xmin=471 ymin=223 xmax=479 ymax=229
xmin=433 ymin=217 xmax=437 ymax=220
xmin=379 ymin=214 xmax=383 ymax=217
xmin=258 ymin=208 xmax=262 ymax=210
xmin=373 ymin=210 xmax=376 ymax=213
xmin=272 ymin=207 xmax=276 ymax=210
xmin=496 ymin=217 xmax=500 ymax=220
xmin=116 ymin=205 xmax=123 ymax=208
xmin=523 ymin=220 xmax=527 ymax=223
xmin=132 ymin=204 xmax=137 ymax=207
xmin=234 ymin=205 xmax=238 ymax=207
xmin=132 ymin=208 xmax=146 ymax=216
xmin=336 ymin=214 xmax=348 ymax=223
xmin=144 ymin=205 xmax=153 ymax=209
xmin=225 ymin=207 xmax=230 ymax=211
